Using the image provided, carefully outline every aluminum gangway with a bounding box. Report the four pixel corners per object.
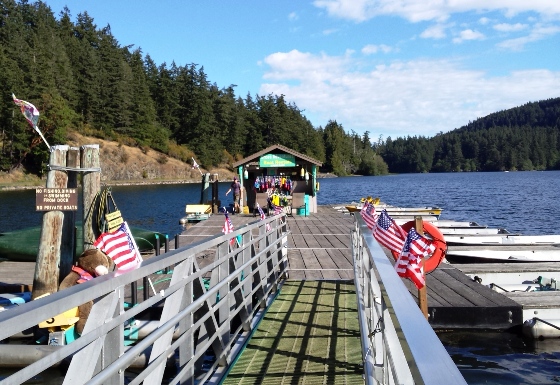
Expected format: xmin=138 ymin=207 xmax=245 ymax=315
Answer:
xmin=0 ymin=212 xmax=467 ymax=384
xmin=0 ymin=214 xmax=289 ymax=385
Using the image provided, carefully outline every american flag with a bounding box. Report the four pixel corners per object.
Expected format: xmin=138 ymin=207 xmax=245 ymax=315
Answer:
xmin=272 ymin=204 xmax=283 ymax=216
xmin=93 ymin=221 xmax=142 ymax=272
xmin=373 ymin=210 xmax=407 ymax=253
xmin=394 ymin=227 xmax=435 ymax=289
xmin=360 ymin=202 xmax=377 ymax=230
xmin=222 ymin=208 xmax=236 ymax=245
xmin=12 ymin=93 xmax=40 ymax=128
xmin=257 ymin=203 xmax=271 ymax=231
xmin=12 ymin=93 xmax=51 ymax=149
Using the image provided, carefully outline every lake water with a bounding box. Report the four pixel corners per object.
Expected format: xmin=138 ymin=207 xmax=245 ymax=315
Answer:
xmin=1 ymin=171 xmax=560 ymax=384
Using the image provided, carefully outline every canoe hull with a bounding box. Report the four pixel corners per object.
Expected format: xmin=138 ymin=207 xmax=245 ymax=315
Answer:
xmin=445 ymin=235 xmax=560 ymax=246
xmin=446 ymin=250 xmax=560 ymax=263
xmin=345 ymin=205 xmax=443 ymax=218
xmin=0 ymin=226 xmax=165 ymax=262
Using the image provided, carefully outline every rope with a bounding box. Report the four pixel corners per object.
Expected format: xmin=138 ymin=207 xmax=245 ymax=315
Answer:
xmin=83 ymin=187 xmax=120 ymax=245
xmin=95 ymin=187 xmax=120 ymax=233
xmin=83 ymin=191 xmax=99 ymax=246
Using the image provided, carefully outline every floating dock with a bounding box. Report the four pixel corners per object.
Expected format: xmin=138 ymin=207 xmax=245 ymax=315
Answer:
xmin=4 ymin=203 xmax=559 ymax=383
xmin=159 ymin=206 xmax=560 ymax=332
xmin=2 ymin=206 xmax=557 ymax=331
xmin=3 ymin=204 xmax=560 ymax=385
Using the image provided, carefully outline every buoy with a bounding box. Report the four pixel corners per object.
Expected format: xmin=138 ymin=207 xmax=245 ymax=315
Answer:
xmin=391 ymin=221 xmax=447 ymax=273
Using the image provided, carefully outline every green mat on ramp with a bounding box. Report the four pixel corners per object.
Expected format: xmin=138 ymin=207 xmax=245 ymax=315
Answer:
xmin=222 ymin=280 xmax=363 ymax=385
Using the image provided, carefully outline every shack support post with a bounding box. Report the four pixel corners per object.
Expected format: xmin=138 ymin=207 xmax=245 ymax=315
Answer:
xmin=81 ymin=145 xmax=100 ymax=251
xmin=211 ymin=174 xmax=219 ymax=213
xmin=32 ymin=145 xmax=69 ymax=300
xmin=415 ymin=216 xmax=429 ymax=319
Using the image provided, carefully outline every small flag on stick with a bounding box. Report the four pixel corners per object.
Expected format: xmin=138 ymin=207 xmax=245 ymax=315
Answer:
xmin=272 ymin=204 xmax=283 ymax=216
xmin=360 ymin=202 xmax=377 ymax=230
xmin=222 ymin=207 xmax=237 ymax=246
xmin=373 ymin=210 xmax=407 ymax=253
xmin=93 ymin=221 xmax=142 ymax=273
xmin=394 ymin=227 xmax=435 ymax=289
xmin=257 ymin=202 xmax=271 ymax=231
xmin=12 ymin=93 xmax=50 ymax=150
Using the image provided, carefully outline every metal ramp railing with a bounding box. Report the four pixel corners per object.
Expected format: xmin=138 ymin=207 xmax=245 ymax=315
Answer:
xmin=0 ymin=214 xmax=288 ymax=385
xmin=353 ymin=215 xmax=468 ymax=384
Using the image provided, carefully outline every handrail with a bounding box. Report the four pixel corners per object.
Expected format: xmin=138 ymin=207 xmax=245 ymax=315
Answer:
xmin=0 ymin=214 xmax=289 ymax=385
xmin=352 ymin=215 xmax=467 ymax=385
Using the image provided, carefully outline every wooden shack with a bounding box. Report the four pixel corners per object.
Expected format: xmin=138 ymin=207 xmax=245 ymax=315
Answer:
xmin=232 ymin=144 xmax=322 ymax=215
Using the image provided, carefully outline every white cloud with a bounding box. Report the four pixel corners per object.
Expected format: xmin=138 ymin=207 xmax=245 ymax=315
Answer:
xmin=494 ymin=23 xmax=528 ymax=32
xmin=313 ymin=0 xmax=560 ymax=23
xmin=453 ymin=29 xmax=485 ymax=43
xmin=288 ymin=12 xmax=299 ymax=21
xmin=322 ymin=28 xmax=339 ymax=35
xmin=497 ymin=23 xmax=560 ymax=50
xmin=420 ymin=23 xmax=449 ymax=39
xmin=362 ymin=44 xmax=393 ymax=54
xmin=479 ymin=17 xmax=491 ymax=25
xmin=260 ymin=49 xmax=560 ymax=138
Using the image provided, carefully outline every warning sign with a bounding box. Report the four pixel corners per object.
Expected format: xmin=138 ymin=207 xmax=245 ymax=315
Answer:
xmin=36 ymin=188 xmax=78 ymax=211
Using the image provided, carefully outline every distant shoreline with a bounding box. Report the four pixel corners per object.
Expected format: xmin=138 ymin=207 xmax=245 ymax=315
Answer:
xmin=1 ymin=174 xmax=341 ymax=192
xmin=0 ymin=178 xmax=202 ymax=192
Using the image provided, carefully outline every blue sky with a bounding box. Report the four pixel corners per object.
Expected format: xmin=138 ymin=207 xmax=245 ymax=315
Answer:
xmin=43 ymin=0 xmax=560 ymax=140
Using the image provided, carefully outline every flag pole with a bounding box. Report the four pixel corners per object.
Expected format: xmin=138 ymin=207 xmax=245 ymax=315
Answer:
xmin=123 ymin=221 xmax=157 ymax=296
xmin=192 ymin=157 xmax=203 ymax=175
xmin=34 ymin=125 xmax=51 ymax=150
xmin=415 ymin=216 xmax=429 ymax=319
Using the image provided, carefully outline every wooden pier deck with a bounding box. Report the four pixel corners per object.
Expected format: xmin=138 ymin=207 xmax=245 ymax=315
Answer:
xmin=2 ymin=206 xmax=557 ymax=331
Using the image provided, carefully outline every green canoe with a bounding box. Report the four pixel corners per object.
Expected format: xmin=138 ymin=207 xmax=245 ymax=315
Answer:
xmin=0 ymin=225 xmax=166 ymax=262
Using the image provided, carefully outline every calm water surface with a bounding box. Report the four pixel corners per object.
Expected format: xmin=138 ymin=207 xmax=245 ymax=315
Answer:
xmin=1 ymin=171 xmax=560 ymax=384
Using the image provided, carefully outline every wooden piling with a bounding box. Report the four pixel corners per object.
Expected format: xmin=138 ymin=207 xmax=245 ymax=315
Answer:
xmin=415 ymin=216 xmax=429 ymax=319
xmin=200 ymin=172 xmax=210 ymax=204
xmin=31 ymin=145 xmax=69 ymax=300
xmin=59 ymin=147 xmax=80 ymax=280
xmin=212 ymin=177 xmax=220 ymax=213
xmin=81 ymin=145 xmax=100 ymax=251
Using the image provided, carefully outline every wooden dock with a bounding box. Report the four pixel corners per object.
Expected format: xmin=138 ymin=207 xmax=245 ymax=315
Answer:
xmin=2 ymin=206 xmax=559 ymax=330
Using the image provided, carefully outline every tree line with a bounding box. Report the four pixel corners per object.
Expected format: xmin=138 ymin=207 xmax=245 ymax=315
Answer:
xmin=0 ymin=0 xmax=387 ymax=177
xmin=1 ymin=1 xmax=557 ymax=178
xmin=378 ymin=98 xmax=560 ymax=173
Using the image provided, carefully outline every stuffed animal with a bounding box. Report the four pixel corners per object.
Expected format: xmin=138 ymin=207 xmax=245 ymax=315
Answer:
xmin=59 ymin=248 xmax=113 ymax=334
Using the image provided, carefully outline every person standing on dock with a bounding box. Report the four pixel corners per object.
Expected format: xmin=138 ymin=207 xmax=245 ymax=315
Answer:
xmin=225 ymin=177 xmax=241 ymax=214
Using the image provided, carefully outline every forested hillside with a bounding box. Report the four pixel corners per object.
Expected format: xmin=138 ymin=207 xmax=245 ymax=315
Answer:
xmin=379 ymin=98 xmax=560 ymax=173
xmin=0 ymin=0 xmax=387 ymax=178
xmin=2 ymin=1 xmax=557 ymax=179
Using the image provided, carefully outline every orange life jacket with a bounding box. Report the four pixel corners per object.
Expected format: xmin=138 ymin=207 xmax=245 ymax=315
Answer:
xmin=72 ymin=265 xmax=94 ymax=284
